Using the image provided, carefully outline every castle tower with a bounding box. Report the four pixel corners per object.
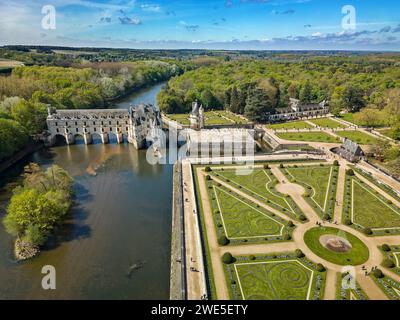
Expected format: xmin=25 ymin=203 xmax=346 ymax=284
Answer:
xmin=190 ymin=101 xmax=205 ymax=130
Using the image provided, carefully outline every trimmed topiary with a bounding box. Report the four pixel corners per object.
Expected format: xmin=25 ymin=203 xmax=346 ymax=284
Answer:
xmin=218 ymin=235 xmax=229 ymax=246
xmin=283 ymin=234 xmax=292 ymax=241
xmin=205 ymin=167 xmax=212 ymax=172
xmin=363 ymin=227 xmax=373 ymax=235
xmin=222 ymin=252 xmax=235 ymax=264
xmin=299 ymin=214 xmax=307 ymax=221
xmin=249 ymin=255 xmax=256 ymax=260
xmin=206 ymin=175 xmax=212 ymax=181
xmin=346 ymin=169 xmax=355 ymax=176
xmin=373 ymin=268 xmax=384 ymax=278
xmin=316 ymin=263 xmax=326 ymax=272
xmin=287 ymin=221 xmax=294 ymax=227
xmin=333 ymin=160 xmax=339 ymax=166
xmin=263 ymin=164 xmax=269 ymax=169
xmin=382 ymin=244 xmax=391 ymax=252
xmin=344 ymin=218 xmax=352 ymax=226
xmin=323 ymin=214 xmax=331 ymax=221
xmin=295 ymin=249 xmax=305 ymax=258
xmin=279 ymin=163 xmax=284 ymax=168
xmin=382 ymin=259 xmax=395 ymax=268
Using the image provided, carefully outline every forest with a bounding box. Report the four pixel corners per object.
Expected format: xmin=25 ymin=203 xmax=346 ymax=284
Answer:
xmin=157 ymin=55 xmax=400 ymax=129
xmin=0 ymin=59 xmax=181 ymax=161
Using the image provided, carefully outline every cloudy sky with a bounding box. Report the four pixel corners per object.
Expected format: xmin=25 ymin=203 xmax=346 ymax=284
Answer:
xmin=0 ymin=0 xmax=399 ymax=50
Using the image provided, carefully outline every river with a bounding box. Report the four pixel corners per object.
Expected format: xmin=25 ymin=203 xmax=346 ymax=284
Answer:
xmin=0 ymin=82 xmax=173 ymax=299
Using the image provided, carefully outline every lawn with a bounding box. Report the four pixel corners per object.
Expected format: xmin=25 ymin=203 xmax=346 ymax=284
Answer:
xmin=309 ymin=118 xmax=348 ymax=129
xmin=349 ymin=178 xmax=400 ymax=230
xmin=212 ymin=111 xmax=248 ymax=124
xmin=335 ymin=130 xmax=381 ymax=145
xmin=276 ymin=132 xmax=340 ymax=143
xmin=224 ymin=254 xmax=325 ymax=300
xmin=285 ymin=166 xmax=334 ymax=211
xmin=165 ymin=113 xmax=190 ymax=125
xmin=339 ymin=113 xmax=362 ymax=126
xmin=267 ymin=121 xmax=314 ymax=130
xmin=213 ymin=186 xmax=284 ymax=239
xmin=304 ymin=227 xmax=369 ymax=266
xmin=210 ymin=168 xmax=303 ymax=220
xmin=284 ymin=165 xmax=338 ymax=219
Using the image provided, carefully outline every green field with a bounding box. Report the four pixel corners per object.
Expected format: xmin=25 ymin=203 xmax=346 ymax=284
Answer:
xmin=348 ymin=178 xmax=400 ymax=231
xmin=304 ymin=227 xmax=369 ymax=266
xmin=210 ymin=168 xmax=303 ymax=220
xmin=213 ymin=186 xmax=284 ymax=239
xmin=225 ymin=255 xmax=325 ymax=300
xmin=335 ymin=130 xmax=381 ymax=145
xmin=276 ymin=132 xmax=340 ymax=143
xmin=309 ymin=118 xmax=348 ymax=129
xmin=267 ymin=121 xmax=314 ymax=130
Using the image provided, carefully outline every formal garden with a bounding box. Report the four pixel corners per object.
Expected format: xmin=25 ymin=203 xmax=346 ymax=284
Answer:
xmin=342 ymin=171 xmax=400 ymax=236
xmin=371 ymin=271 xmax=400 ymax=300
xmin=335 ymin=130 xmax=381 ymax=145
xmin=223 ymin=252 xmax=326 ymax=300
xmin=209 ymin=167 xmax=306 ymax=221
xmin=282 ymin=164 xmax=339 ymax=220
xmin=204 ymin=176 xmax=293 ymax=245
xmin=380 ymin=244 xmax=400 ymax=276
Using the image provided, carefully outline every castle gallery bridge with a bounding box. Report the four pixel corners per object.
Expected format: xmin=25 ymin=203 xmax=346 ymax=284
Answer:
xmin=46 ymin=105 xmax=163 ymax=149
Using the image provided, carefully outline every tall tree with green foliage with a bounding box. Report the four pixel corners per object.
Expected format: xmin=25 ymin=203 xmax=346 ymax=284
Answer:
xmin=300 ymin=81 xmax=313 ymax=104
xmin=244 ymin=87 xmax=273 ymax=122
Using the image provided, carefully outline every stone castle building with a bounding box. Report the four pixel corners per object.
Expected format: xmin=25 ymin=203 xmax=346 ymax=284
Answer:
xmin=46 ymin=104 xmax=162 ymax=149
xmin=189 ymin=101 xmax=205 ymax=130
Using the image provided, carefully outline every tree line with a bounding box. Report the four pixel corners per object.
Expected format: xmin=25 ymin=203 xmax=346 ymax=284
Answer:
xmin=0 ymin=60 xmax=181 ymax=161
xmin=157 ymin=56 xmax=400 ymax=123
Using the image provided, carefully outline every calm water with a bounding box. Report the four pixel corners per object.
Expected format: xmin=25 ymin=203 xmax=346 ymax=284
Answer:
xmin=0 ymin=83 xmax=173 ymax=300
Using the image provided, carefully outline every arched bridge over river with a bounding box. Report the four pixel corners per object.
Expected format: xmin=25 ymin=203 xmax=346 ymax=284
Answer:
xmin=46 ymin=105 xmax=162 ymax=149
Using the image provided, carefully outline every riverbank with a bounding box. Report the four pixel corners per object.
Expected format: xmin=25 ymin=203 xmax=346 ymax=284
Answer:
xmin=0 ymin=142 xmax=43 ymax=175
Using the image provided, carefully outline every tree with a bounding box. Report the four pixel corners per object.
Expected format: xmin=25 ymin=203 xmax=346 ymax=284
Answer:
xmin=300 ymin=81 xmax=312 ymax=104
xmin=230 ymin=86 xmax=240 ymax=113
xmin=224 ymin=89 xmax=231 ymax=110
xmin=222 ymin=252 xmax=235 ymax=264
xmin=343 ymin=85 xmax=366 ymax=112
xmin=11 ymin=99 xmax=47 ymax=135
xmin=244 ymin=87 xmax=273 ymax=122
xmin=0 ymin=118 xmax=29 ymax=161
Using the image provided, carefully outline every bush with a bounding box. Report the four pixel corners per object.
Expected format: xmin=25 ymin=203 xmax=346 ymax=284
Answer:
xmin=299 ymin=215 xmax=307 ymax=221
xmin=373 ymin=268 xmax=384 ymax=278
xmin=363 ymin=227 xmax=373 ymax=235
xmin=222 ymin=252 xmax=235 ymax=264
xmin=205 ymin=175 xmax=212 ymax=181
xmin=279 ymin=163 xmax=284 ymax=168
xmin=295 ymin=249 xmax=305 ymax=258
xmin=316 ymin=263 xmax=326 ymax=272
xmin=218 ymin=235 xmax=229 ymax=246
xmin=287 ymin=221 xmax=294 ymax=227
xmin=283 ymin=234 xmax=292 ymax=241
xmin=249 ymin=255 xmax=256 ymax=260
xmin=204 ymin=167 xmax=212 ymax=172
xmin=333 ymin=160 xmax=339 ymax=166
xmin=382 ymin=259 xmax=395 ymax=268
xmin=382 ymin=244 xmax=391 ymax=252
xmin=323 ymin=214 xmax=331 ymax=221
xmin=344 ymin=218 xmax=352 ymax=226
xmin=346 ymin=169 xmax=355 ymax=176
xmin=263 ymin=164 xmax=269 ymax=169
xmin=213 ymin=209 xmax=220 ymax=214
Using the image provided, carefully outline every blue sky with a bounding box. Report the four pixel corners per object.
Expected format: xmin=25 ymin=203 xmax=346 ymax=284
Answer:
xmin=0 ymin=0 xmax=399 ymax=50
